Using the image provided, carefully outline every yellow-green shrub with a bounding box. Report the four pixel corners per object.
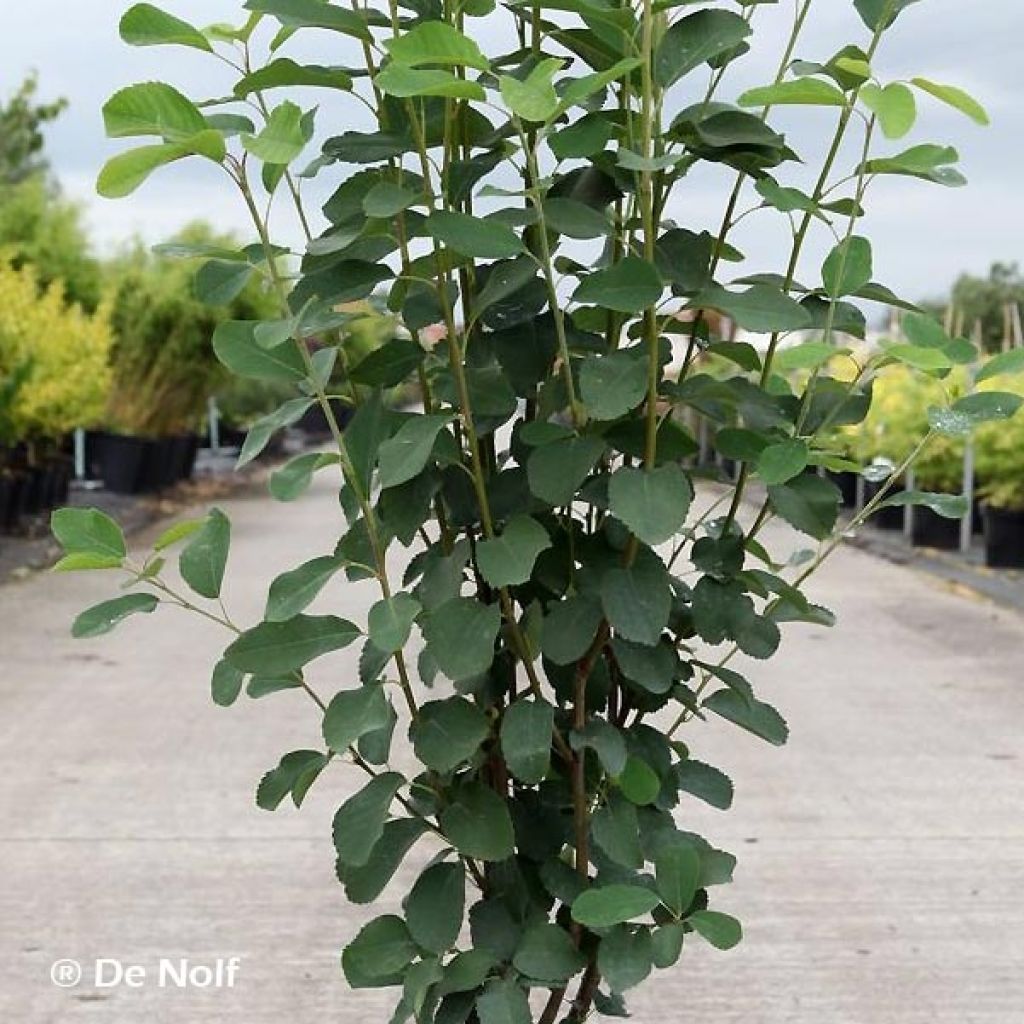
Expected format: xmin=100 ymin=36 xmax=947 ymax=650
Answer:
xmin=0 ymin=256 xmax=112 ymax=440
xmin=975 ymin=373 xmax=1024 ymax=510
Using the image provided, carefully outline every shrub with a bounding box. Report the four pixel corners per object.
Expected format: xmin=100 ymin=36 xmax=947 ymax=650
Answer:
xmin=0 ymin=257 xmax=112 ymax=443
xmin=105 ymin=225 xmax=279 ymax=436
xmin=56 ymin=2 xmax=1020 ymax=1022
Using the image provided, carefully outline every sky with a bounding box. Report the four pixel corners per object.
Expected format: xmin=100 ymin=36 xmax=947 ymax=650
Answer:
xmin=1 ymin=0 xmax=1021 ymax=307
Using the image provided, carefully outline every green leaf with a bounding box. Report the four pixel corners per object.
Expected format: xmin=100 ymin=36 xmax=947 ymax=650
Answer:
xmin=378 ymin=414 xmax=452 ymax=488
xmin=952 ymin=392 xmax=1023 ymax=426
xmin=703 ymin=689 xmax=789 ymax=746
xmin=617 ymin=755 xmax=661 ymax=806
xmin=528 ymin=435 xmax=606 ymax=506
xmin=543 ymin=197 xmax=613 ymax=240
xmin=226 ymin=614 xmax=361 ymax=674
xmin=676 ymin=759 xmax=733 ymax=810
xmin=574 ymin=257 xmax=663 ymax=314
xmin=362 ymin=181 xmax=421 ymax=218
xmin=854 ymin=0 xmax=922 ymax=30
xmin=541 ymin=594 xmax=604 ymax=665
xmin=238 ymin=398 xmax=314 ymax=468
xmin=655 ymin=844 xmax=700 ymax=916
xmin=865 ymin=144 xmax=966 ymax=187
xmin=884 ymin=343 xmax=953 ymax=371
xmin=411 ymin=697 xmax=491 ymax=773
xmin=571 ymin=719 xmax=627 ymax=776
xmin=103 ymin=82 xmax=207 ymax=140
xmin=500 ymin=58 xmax=562 ymax=122
xmin=440 ymin=782 xmax=516 ymax=861
xmin=880 ymin=491 xmax=967 ymax=519
xmin=767 ymin=474 xmax=840 ymax=540
xmin=270 ymin=452 xmax=336 ymax=502
xmin=375 ymin=65 xmax=485 ymax=101
xmin=554 ymin=58 xmax=642 ymax=117
xmin=120 ymin=4 xmax=213 ymax=51
xmin=600 ymin=552 xmax=670 ymax=647
xmin=256 ymin=749 xmax=328 ymax=810
xmin=860 ymin=82 xmax=916 ymax=140
xmin=407 ymin=861 xmax=466 ymax=954
xmin=195 ymin=259 xmax=253 ymax=305
xmin=654 ymin=9 xmax=751 ymax=89
xmin=72 ymin=593 xmax=159 ymax=639
xmin=211 ymin=659 xmax=245 ymax=707
xmin=695 ymin=284 xmax=811 ymax=333
xmin=322 ymin=683 xmax=391 ymax=753
xmin=383 ymin=21 xmax=490 ymax=71
xmin=425 ymin=211 xmax=524 ymax=259
xmin=243 ymin=100 xmax=309 ymax=164
xmin=739 ymin=79 xmax=847 ymax=108
xmin=235 ymin=58 xmax=353 ymax=96
xmin=52 ymin=507 xmax=126 ymax=561
xmin=608 ymin=464 xmax=692 ymax=546
xmin=571 ymin=885 xmax=661 ymax=929
xmin=342 ymin=915 xmax=417 ymax=988
xmin=97 ymin=133 xmax=224 ymax=197
xmin=245 ymin=0 xmax=374 ymax=42
xmin=822 ymin=236 xmax=873 ymax=298
xmin=592 ymin=791 xmax=643 ymax=868
xmin=213 ymin=320 xmax=307 ymax=382
xmin=475 ymin=979 xmax=531 ymax=1024
xmin=477 ymin=515 xmax=551 ymax=588
xmin=688 ymin=909 xmax=742 ymax=950
xmin=500 ymin=699 xmax=554 ymax=784
xmin=53 ymin=552 xmax=124 ymax=572
xmin=911 ymin=77 xmax=989 ymax=126
xmin=976 ymin=349 xmax=1024 ymax=383
xmin=756 ymin=439 xmax=809 ymax=486
xmin=178 ymin=508 xmax=230 ymax=599
xmin=333 ymin=771 xmax=404 ymax=867
xmin=580 ymin=350 xmax=648 ymax=421
xmin=349 ymin=337 xmax=424 ymax=388
xmin=421 ymin=598 xmax=501 ymax=681
xmin=367 ymin=593 xmax=421 ymax=654
xmin=266 ymin=554 xmax=344 ymax=621
xmin=513 ymin=923 xmax=587 ymax=983
xmin=598 ymin=925 xmax=653 ymax=993
xmin=338 ymin=818 xmax=428 ymax=904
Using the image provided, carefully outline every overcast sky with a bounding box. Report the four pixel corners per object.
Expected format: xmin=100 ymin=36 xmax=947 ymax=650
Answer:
xmin=2 ymin=0 xmax=1021 ymax=305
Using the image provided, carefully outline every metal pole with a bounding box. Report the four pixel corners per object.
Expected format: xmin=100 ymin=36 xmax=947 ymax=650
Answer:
xmin=73 ymin=427 xmax=86 ymax=481
xmin=208 ymin=397 xmax=221 ymax=455
xmin=904 ymin=467 xmax=915 ymax=542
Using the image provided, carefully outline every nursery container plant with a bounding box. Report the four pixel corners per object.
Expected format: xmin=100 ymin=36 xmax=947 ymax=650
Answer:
xmin=54 ymin=1 xmax=1019 ymax=1021
xmin=975 ymin=370 xmax=1024 ymax=567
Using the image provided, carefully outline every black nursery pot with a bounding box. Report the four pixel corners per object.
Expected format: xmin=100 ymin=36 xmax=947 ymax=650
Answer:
xmin=911 ymin=506 xmax=962 ymax=550
xmin=0 ymin=475 xmax=18 ymax=533
xmin=982 ymin=505 xmax=1024 ymax=569
xmin=864 ymin=480 xmax=905 ymax=531
xmin=141 ymin=437 xmax=179 ymax=492
xmin=97 ymin=433 xmax=149 ymax=495
xmin=827 ymin=470 xmax=859 ymax=509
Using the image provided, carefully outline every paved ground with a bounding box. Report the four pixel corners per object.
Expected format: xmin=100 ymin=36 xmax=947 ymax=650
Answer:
xmin=1 ymin=473 xmax=1022 ymax=1022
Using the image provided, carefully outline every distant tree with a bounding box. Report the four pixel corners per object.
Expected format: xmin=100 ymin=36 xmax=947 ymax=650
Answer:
xmin=0 ymin=175 xmax=102 ymax=311
xmin=950 ymin=263 xmax=1024 ymax=352
xmin=0 ymin=72 xmax=67 ymax=185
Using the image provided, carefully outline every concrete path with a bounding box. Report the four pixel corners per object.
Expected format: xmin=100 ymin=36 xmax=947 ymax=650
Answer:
xmin=1 ymin=474 xmax=1022 ymax=1022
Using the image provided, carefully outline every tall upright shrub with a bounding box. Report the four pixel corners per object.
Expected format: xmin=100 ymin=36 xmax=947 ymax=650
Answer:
xmin=56 ymin=2 xmax=1019 ymax=1021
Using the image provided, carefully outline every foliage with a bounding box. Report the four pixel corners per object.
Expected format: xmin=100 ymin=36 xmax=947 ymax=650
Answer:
xmin=0 ymin=175 xmax=104 ymax=313
xmin=853 ymin=363 xmax=968 ymax=491
xmin=975 ymin=373 xmax=1024 ymax=510
xmin=105 ymin=224 xmax=279 ymax=436
xmin=0 ymin=258 xmax=112 ymax=441
xmin=946 ymin=262 xmax=1024 ymax=353
xmin=0 ymin=73 xmax=67 ymax=186
xmin=58 ymin=2 xmax=1012 ymax=1022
